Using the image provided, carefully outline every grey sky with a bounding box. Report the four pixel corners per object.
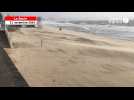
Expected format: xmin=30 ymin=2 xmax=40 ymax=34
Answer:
xmin=2 ymin=12 xmax=134 ymax=21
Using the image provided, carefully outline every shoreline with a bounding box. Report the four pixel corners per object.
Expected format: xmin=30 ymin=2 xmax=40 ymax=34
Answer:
xmin=44 ymin=23 xmax=134 ymax=42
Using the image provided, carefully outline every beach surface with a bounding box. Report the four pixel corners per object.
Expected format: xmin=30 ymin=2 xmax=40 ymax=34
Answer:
xmin=4 ymin=25 xmax=134 ymax=86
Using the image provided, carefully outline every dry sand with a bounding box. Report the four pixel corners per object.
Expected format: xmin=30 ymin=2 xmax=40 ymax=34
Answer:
xmin=4 ymin=25 xmax=134 ymax=87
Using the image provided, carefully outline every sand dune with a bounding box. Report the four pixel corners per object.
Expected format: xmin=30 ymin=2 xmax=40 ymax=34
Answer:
xmin=5 ymin=25 xmax=134 ymax=86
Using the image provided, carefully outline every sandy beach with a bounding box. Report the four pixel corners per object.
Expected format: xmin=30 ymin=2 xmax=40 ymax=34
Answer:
xmin=4 ymin=25 xmax=134 ymax=87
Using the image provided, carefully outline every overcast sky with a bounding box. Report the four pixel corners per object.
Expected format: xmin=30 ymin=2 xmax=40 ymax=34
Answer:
xmin=2 ymin=12 xmax=134 ymax=21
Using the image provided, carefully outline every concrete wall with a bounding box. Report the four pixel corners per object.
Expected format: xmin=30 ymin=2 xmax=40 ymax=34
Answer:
xmin=5 ymin=27 xmax=13 ymax=48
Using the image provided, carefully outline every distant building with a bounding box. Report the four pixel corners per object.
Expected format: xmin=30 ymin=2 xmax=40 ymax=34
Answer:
xmin=108 ymin=17 xmax=129 ymax=24
xmin=0 ymin=13 xmax=5 ymax=31
xmin=37 ymin=16 xmax=43 ymax=27
xmin=127 ymin=19 xmax=134 ymax=26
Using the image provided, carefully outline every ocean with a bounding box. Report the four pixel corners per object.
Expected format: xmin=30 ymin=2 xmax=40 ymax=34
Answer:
xmin=43 ymin=20 xmax=134 ymax=41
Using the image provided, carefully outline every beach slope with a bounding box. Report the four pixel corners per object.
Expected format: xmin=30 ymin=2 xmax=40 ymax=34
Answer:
xmin=5 ymin=25 xmax=134 ymax=86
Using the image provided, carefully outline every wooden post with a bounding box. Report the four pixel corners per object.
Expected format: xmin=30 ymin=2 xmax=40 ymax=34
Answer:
xmin=41 ymin=39 xmax=43 ymax=48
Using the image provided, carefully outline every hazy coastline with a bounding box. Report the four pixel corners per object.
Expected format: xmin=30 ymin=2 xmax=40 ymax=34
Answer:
xmin=43 ymin=20 xmax=134 ymax=41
